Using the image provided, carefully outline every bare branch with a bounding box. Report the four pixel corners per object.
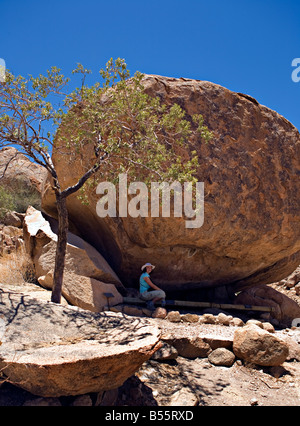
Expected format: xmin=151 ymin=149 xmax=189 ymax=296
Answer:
xmin=63 ymin=152 xmax=109 ymax=198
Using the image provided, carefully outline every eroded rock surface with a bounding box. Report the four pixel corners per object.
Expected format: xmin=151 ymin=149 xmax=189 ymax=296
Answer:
xmin=0 ymin=147 xmax=47 ymax=194
xmin=0 ymin=289 xmax=161 ymax=397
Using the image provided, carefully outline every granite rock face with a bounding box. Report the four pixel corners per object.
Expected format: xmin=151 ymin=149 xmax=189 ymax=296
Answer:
xmin=42 ymin=75 xmax=300 ymax=293
xmin=0 ymin=147 xmax=47 ymax=193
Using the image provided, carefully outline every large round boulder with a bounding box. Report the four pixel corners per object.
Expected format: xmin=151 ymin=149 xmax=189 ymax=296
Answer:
xmin=233 ymin=324 xmax=289 ymax=366
xmin=42 ymin=75 xmax=300 ymax=293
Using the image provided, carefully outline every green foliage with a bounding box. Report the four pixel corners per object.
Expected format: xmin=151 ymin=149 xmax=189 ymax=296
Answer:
xmin=57 ymin=58 xmax=213 ymax=192
xmin=0 ymin=67 xmax=70 ymax=170
xmin=0 ymin=57 xmax=213 ymax=303
xmin=0 ymin=180 xmax=41 ymax=219
xmin=192 ymin=114 xmax=213 ymax=143
xmin=0 ymin=57 xmax=213 ymax=196
xmin=0 ymin=185 xmax=14 ymax=217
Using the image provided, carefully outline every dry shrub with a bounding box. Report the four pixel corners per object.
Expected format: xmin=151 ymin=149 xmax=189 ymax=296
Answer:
xmin=0 ymin=245 xmax=36 ymax=286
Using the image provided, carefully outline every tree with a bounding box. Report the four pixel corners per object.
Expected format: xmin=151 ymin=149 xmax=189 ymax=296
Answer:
xmin=0 ymin=58 xmax=212 ymax=303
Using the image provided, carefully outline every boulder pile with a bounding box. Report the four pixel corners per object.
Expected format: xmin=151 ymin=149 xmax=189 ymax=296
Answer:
xmin=154 ymin=313 xmax=298 ymax=367
xmin=0 ymin=283 xmax=299 ymax=405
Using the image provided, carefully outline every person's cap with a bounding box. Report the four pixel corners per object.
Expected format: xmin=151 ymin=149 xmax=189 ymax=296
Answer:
xmin=141 ymin=262 xmax=155 ymax=271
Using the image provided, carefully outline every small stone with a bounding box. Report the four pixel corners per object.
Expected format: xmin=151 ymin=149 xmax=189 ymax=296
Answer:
xmin=216 ymin=313 xmax=232 ymax=326
xmin=262 ymin=322 xmax=275 ymax=333
xmin=208 ymin=348 xmax=235 ymax=367
xmin=169 ymin=388 xmax=198 ymax=406
xmin=152 ymin=307 xmax=167 ymax=319
xmin=202 ymin=314 xmax=216 ymax=324
xmin=229 ymin=317 xmax=244 ymax=327
xmin=260 ymin=313 xmax=271 ymax=322
xmin=167 ymin=311 xmax=181 ymax=323
xmin=246 ymin=319 xmax=264 ymax=329
xmin=181 ymin=313 xmax=199 ymax=323
xmin=151 ymin=342 xmax=178 ymax=361
xmin=170 ymin=337 xmax=211 ymax=359
xmin=250 ymin=398 xmax=258 ymax=406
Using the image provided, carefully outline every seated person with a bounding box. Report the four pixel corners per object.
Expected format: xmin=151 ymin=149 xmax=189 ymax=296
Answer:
xmin=139 ymin=262 xmax=166 ymax=310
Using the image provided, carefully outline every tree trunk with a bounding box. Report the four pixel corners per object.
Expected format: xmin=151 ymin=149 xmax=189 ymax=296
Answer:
xmin=51 ymin=193 xmax=68 ymax=304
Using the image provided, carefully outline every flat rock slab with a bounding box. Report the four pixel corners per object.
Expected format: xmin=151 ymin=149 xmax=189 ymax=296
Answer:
xmin=0 ymin=289 xmax=161 ymax=397
xmin=158 ymin=321 xmax=237 ymax=350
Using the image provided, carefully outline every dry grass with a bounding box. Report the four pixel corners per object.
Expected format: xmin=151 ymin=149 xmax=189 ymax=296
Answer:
xmin=0 ymin=245 xmax=36 ymax=286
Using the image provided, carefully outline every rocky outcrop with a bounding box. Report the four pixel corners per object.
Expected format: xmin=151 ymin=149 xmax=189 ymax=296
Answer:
xmin=0 ymin=147 xmax=47 ymax=193
xmin=270 ymin=265 xmax=300 ymax=303
xmin=0 ymin=224 xmax=23 ymax=254
xmin=23 ymin=206 xmax=124 ymax=311
xmin=0 ymin=289 xmax=161 ymax=397
xmin=2 ymin=211 xmax=25 ymax=228
xmin=42 ymin=75 xmax=300 ymax=294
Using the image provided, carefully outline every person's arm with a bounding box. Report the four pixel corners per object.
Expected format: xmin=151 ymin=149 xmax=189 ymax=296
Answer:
xmin=144 ymin=276 xmax=161 ymax=291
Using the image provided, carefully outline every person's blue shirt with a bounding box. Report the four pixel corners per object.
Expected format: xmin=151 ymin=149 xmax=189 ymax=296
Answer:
xmin=139 ymin=272 xmax=150 ymax=293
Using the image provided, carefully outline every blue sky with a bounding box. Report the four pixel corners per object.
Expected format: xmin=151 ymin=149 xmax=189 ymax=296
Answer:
xmin=1 ymin=0 xmax=300 ymax=130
